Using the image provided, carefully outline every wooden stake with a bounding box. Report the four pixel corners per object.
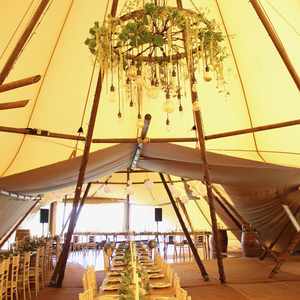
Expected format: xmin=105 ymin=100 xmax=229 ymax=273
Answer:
xmin=250 ymin=0 xmax=300 ymax=91
xmin=177 ymin=0 xmax=226 ymax=284
xmin=0 ymin=1 xmax=49 ymax=85
xmin=0 ymin=75 xmax=41 ymax=93
xmin=159 ymin=173 xmax=209 ymax=281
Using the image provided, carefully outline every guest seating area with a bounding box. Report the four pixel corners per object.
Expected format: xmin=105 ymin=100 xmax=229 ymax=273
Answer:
xmin=0 ymin=237 xmax=61 ymax=300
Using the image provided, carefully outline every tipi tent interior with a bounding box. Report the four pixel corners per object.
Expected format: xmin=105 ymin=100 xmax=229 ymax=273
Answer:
xmin=1 ymin=0 xmax=300 ymax=299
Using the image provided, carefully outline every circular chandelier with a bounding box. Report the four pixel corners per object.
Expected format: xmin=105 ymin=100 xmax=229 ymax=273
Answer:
xmin=85 ymin=2 xmax=227 ymax=127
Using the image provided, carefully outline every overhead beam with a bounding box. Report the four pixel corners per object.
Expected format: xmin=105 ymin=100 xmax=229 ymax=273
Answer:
xmin=1 ymin=118 xmax=300 ymax=143
xmin=0 ymin=75 xmax=41 ymax=93
xmin=0 ymin=125 xmax=85 ymax=141
xmin=250 ymin=0 xmax=300 ymax=91
xmin=0 ymin=100 xmax=29 ymax=110
xmin=0 ymin=0 xmax=50 ymax=85
xmin=89 ymin=179 xmax=192 ymax=185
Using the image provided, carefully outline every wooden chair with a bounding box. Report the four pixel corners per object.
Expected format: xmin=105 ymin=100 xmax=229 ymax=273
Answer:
xmin=86 ymin=267 xmax=97 ymax=296
xmin=78 ymin=288 xmax=93 ymax=300
xmin=18 ymin=252 xmax=31 ymax=300
xmin=1 ymin=258 xmax=10 ymax=300
xmin=82 ymin=273 xmax=88 ymax=292
xmin=87 ymin=236 xmax=97 ymax=251
xmin=38 ymin=247 xmax=45 ymax=288
xmin=7 ymin=254 xmax=20 ymax=300
xmin=194 ymin=234 xmax=208 ymax=259
xmin=29 ymin=249 xmax=40 ymax=296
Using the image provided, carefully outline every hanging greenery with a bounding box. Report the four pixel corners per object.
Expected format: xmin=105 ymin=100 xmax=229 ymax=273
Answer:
xmin=85 ymin=2 xmax=227 ymax=127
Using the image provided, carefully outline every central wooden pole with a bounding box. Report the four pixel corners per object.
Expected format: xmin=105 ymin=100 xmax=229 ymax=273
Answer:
xmin=176 ymin=0 xmax=225 ymax=283
xmin=160 ymin=173 xmax=209 ymax=281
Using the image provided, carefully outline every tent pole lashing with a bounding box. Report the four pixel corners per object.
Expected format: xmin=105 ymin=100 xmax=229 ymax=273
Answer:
xmin=159 ymin=172 xmax=209 ymax=281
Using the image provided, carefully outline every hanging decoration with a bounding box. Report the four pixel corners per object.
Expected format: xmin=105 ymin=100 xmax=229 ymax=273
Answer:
xmin=85 ymin=1 xmax=226 ymax=128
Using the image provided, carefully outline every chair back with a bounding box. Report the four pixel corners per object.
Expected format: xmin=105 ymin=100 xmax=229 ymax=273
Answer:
xmin=21 ymin=252 xmax=31 ymax=280
xmin=11 ymin=254 xmax=20 ymax=284
xmin=1 ymin=258 xmax=10 ymax=295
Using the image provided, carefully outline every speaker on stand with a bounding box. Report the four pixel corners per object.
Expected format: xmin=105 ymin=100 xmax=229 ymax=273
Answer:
xmin=40 ymin=208 xmax=49 ymax=236
xmin=155 ymin=208 xmax=162 ymax=249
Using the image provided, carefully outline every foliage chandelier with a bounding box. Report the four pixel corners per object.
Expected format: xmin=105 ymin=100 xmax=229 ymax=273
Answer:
xmin=85 ymin=2 xmax=227 ymax=128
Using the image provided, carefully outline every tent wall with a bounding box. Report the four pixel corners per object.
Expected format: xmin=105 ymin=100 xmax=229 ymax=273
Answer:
xmin=0 ymin=193 xmax=37 ymax=245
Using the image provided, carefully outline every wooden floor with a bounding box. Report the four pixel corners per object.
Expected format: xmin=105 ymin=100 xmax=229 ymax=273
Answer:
xmin=35 ymin=254 xmax=300 ymax=300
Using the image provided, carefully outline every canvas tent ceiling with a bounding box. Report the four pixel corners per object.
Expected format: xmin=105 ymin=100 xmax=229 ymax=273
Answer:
xmin=0 ymin=0 xmax=300 ymax=252
xmin=0 ymin=0 xmax=300 ymax=177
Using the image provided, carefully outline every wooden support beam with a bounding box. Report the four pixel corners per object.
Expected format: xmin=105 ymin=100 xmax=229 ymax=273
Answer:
xmin=90 ymin=179 xmax=191 ymax=185
xmin=159 ymin=173 xmax=209 ymax=281
xmin=250 ymin=0 xmax=300 ymax=91
xmin=0 ymin=100 xmax=29 ymax=110
xmin=49 ymin=201 xmax=57 ymax=237
xmin=0 ymin=125 xmax=85 ymax=141
xmin=1 ymin=118 xmax=300 ymax=144
xmin=206 ymin=118 xmax=300 ymax=141
xmin=50 ymin=68 xmax=105 ymax=288
xmin=166 ymin=175 xmax=194 ymax=231
xmin=0 ymin=0 xmax=50 ymax=85
xmin=50 ymin=0 xmax=119 ymax=287
xmin=125 ymin=170 xmax=130 ymax=232
xmin=177 ymin=0 xmax=225 ymax=284
xmin=0 ymin=75 xmax=41 ymax=93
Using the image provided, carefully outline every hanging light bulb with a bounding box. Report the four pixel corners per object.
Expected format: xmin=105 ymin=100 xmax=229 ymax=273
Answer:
xmin=146 ymin=81 xmax=160 ymax=99
xmin=108 ymin=84 xmax=116 ymax=102
xmin=144 ymin=179 xmax=154 ymax=190
xmin=117 ymin=111 xmax=122 ymax=118
xmin=204 ymin=66 xmax=212 ymax=82
xmin=103 ymin=184 xmax=111 ymax=194
xmin=137 ymin=118 xmax=144 ymax=129
xmin=163 ymin=100 xmax=175 ymax=113
xmin=127 ymin=65 xmax=137 ymax=81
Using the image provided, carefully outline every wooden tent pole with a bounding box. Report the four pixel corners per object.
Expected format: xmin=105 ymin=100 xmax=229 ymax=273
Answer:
xmin=166 ymin=175 xmax=194 ymax=231
xmin=51 ymin=0 xmax=119 ymax=287
xmin=250 ymin=0 xmax=300 ymax=91
xmin=0 ymin=0 xmax=50 ymax=85
xmin=0 ymin=75 xmax=41 ymax=93
xmin=125 ymin=170 xmax=130 ymax=233
xmin=51 ymin=66 xmax=103 ymax=287
xmin=177 ymin=0 xmax=225 ymax=284
xmin=159 ymin=173 xmax=209 ymax=281
xmin=49 ymin=201 xmax=57 ymax=237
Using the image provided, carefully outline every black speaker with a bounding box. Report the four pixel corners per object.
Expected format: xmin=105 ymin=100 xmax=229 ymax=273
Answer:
xmin=40 ymin=209 xmax=49 ymax=223
xmin=155 ymin=208 xmax=162 ymax=222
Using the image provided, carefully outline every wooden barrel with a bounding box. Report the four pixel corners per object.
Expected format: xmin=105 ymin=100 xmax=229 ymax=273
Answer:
xmin=241 ymin=230 xmax=262 ymax=257
xmin=209 ymin=229 xmax=228 ymax=258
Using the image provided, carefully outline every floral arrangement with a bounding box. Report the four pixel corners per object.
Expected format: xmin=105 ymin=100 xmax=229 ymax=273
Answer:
xmin=85 ymin=2 xmax=227 ymax=127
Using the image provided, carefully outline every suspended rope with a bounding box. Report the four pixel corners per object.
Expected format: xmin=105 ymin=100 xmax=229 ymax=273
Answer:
xmin=264 ymin=0 xmax=300 ymax=37
xmin=0 ymin=0 xmax=35 ymax=61
xmin=214 ymin=0 xmax=266 ymax=163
